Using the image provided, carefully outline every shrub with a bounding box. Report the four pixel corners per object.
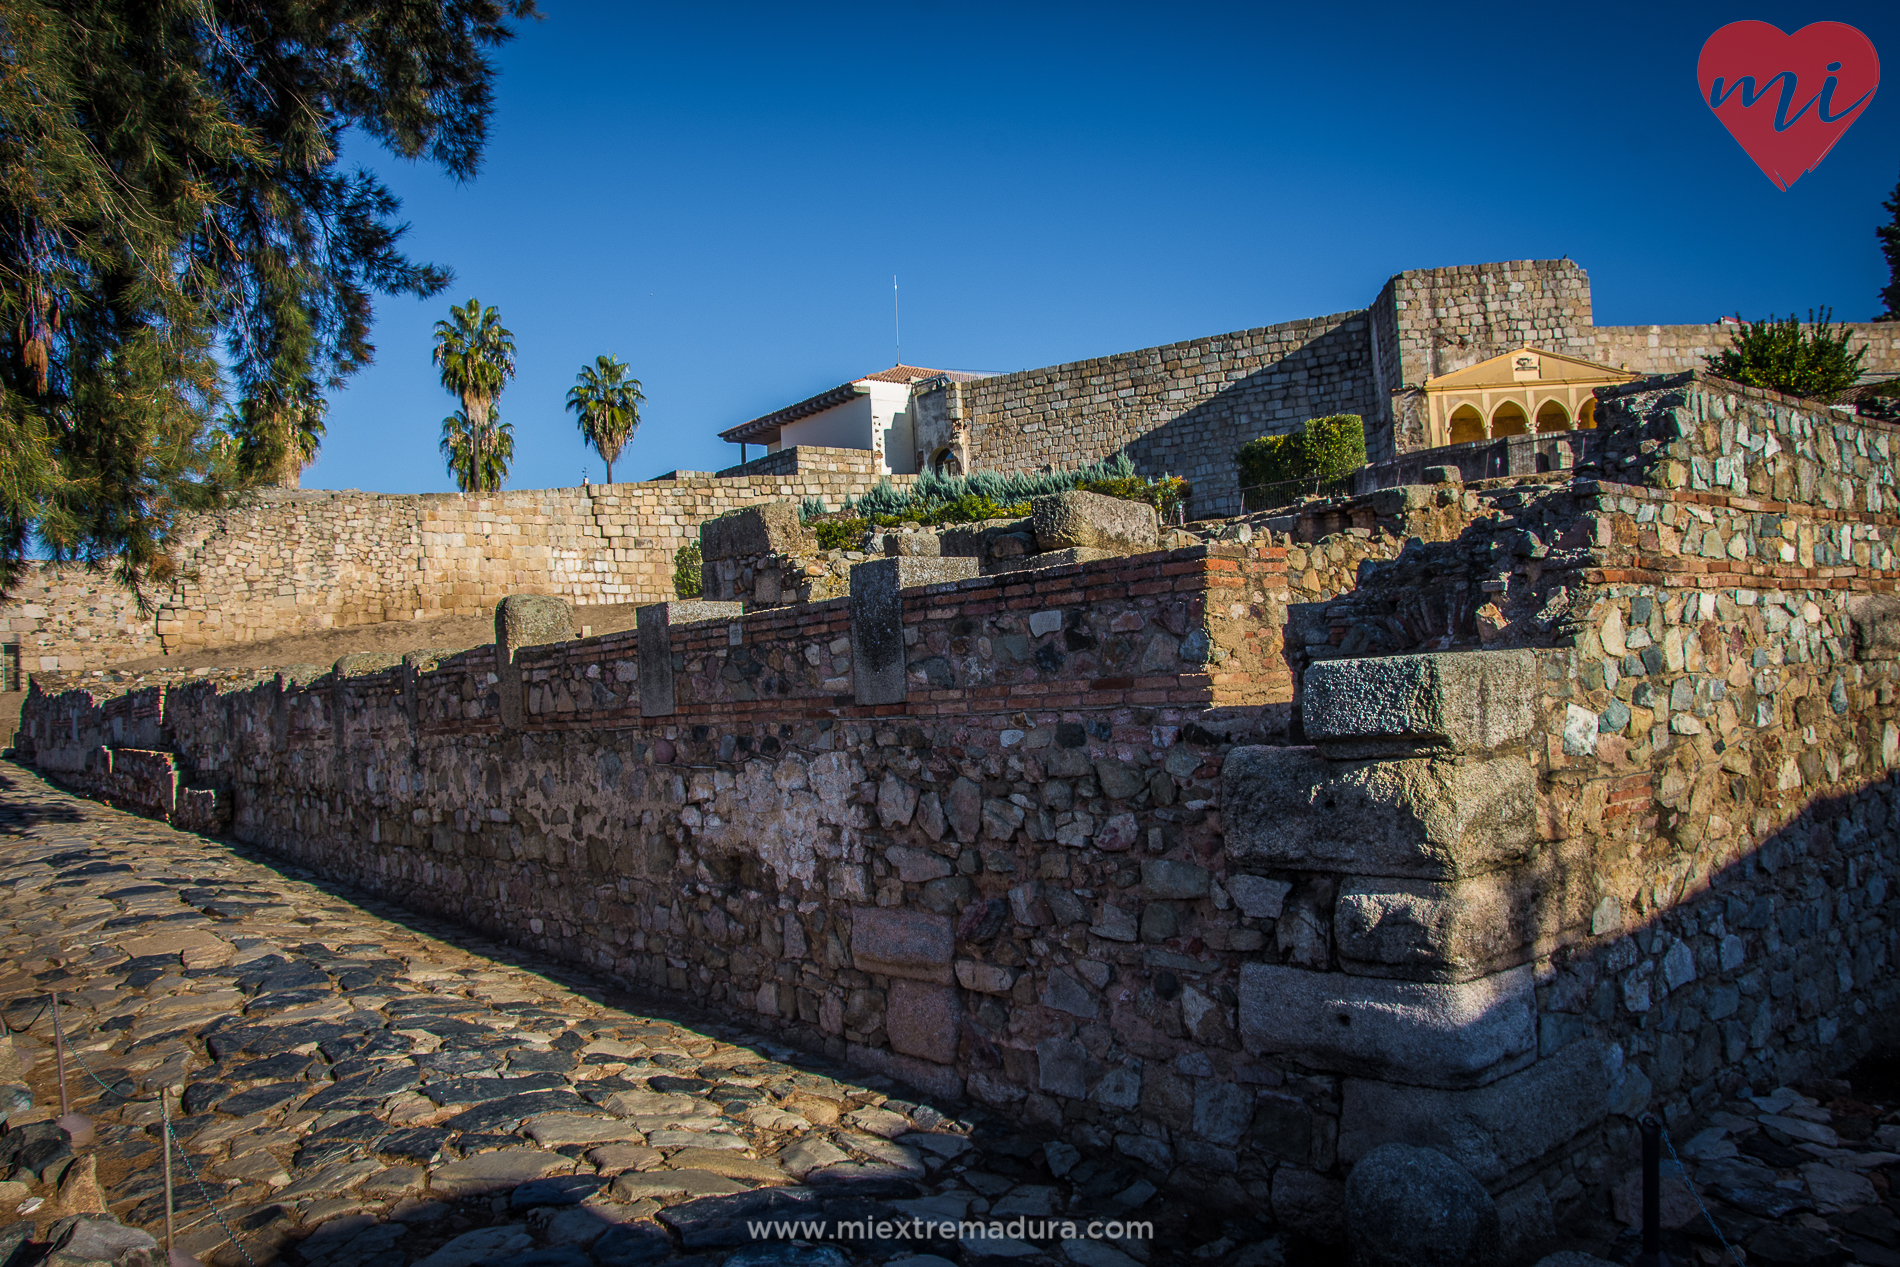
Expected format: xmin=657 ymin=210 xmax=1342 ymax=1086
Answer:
xmin=843 ymin=454 xmax=1186 ymax=524
xmin=1077 ymin=473 xmax=1191 ymax=522
xmin=1705 ymin=309 xmax=1867 ymax=403
xmin=812 ymin=517 xmax=870 ymax=550
xmin=1235 ymin=414 xmax=1367 ymax=508
xmin=672 ymin=542 xmax=702 ymax=598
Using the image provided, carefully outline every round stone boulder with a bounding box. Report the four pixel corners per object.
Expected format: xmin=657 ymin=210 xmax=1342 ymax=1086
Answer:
xmin=1344 ymin=1143 xmax=1501 ymax=1267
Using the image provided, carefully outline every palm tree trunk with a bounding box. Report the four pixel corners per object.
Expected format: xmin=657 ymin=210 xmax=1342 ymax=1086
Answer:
xmin=604 ymin=457 xmax=613 ymax=485
xmin=464 ymin=391 xmax=482 ymax=494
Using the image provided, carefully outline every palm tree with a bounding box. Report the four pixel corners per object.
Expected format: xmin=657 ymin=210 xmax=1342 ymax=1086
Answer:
xmin=565 ymin=354 xmax=645 ymax=484
xmin=441 ymin=405 xmax=515 ymax=492
xmin=431 ymin=298 xmax=517 ymax=488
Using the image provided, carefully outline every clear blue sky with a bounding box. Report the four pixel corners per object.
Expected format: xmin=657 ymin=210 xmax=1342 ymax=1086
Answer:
xmin=306 ymin=0 xmax=1900 ymax=494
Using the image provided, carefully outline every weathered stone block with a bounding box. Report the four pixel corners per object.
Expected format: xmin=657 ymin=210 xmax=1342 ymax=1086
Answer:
xmin=1237 ymin=962 xmax=1536 ymax=1087
xmin=1301 ymin=650 xmax=1538 ymax=757
xmin=1227 ymin=875 xmax=1291 ymax=919
xmin=1334 ymin=874 xmax=1537 ymax=983
xmin=885 ymin=979 xmax=959 ymax=1065
xmin=1036 ymin=1037 xmax=1087 ymax=1098
xmin=850 ymin=907 xmax=953 ymax=984
xmin=1030 ymin=490 xmax=1159 ymax=554
xmin=334 ymin=652 xmax=403 ymax=678
xmin=1336 ymin=1040 xmax=1613 ymax=1185
xmin=496 ymin=594 xmax=574 ymax=658
xmin=1851 ymin=594 xmax=1900 ymax=660
xmin=1343 ymin=1144 xmax=1501 ymax=1267
xmin=884 ymin=531 xmax=941 ymax=558
xmin=636 ymin=602 xmax=741 ymax=717
xmin=1141 ymin=859 xmax=1210 ymax=900
xmin=699 ymin=503 xmax=813 ymax=561
xmin=849 ymin=558 xmax=979 ymax=707
xmin=495 ymin=593 xmax=573 ymax=729
xmin=1221 ymin=747 xmax=1536 ymax=879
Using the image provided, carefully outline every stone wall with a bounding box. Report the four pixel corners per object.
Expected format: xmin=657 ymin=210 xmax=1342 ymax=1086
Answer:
xmin=1593 ymin=322 xmax=1900 ymax=378
xmin=0 ymin=563 xmax=164 ymax=673
xmin=0 ymin=448 xmax=909 ymax=674
xmin=930 ymin=311 xmax=1380 ymax=515
xmin=22 ymin=373 xmax=1900 ymax=1252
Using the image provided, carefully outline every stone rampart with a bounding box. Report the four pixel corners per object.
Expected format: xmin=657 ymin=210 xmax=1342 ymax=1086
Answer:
xmin=0 ymin=447 xmax=911 ymax=673
xmin=939 ymin=311 xmax=1381 ymax=515
xmin=18 ymin=376 xmax=1900 ymax=1250
xmin=1593 ymin=322 xmax=1900 ymax=378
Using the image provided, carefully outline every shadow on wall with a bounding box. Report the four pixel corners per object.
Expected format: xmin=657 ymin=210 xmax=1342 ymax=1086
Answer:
xmin=1120 ymin=320 xmax=1380 ymax=515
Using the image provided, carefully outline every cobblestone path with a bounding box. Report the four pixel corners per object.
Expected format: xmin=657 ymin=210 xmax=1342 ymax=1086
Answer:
xmin=0 ymin=766 xmax=1225 ymax=1267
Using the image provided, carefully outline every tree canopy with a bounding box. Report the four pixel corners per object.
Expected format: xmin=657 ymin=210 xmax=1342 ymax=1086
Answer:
xmin=566 ymin=354 xmax=643 ymax=484
xmin=0 ymin=0 xmax=537 ymax=595
xmin=1879 ymin=172 xmax=1900 ymax=322
xmin=432 ymin=297 xmax=515 ymax=490
xmin=441 ymin=404 xmax=513 ymax=492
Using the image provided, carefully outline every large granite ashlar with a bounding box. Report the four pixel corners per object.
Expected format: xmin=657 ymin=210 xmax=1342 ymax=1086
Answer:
xmin=1238 ymin=962 xmax=1537 ymax=1088
xmin=1220 ymin=747 xmax=1536 ymax=879
xmin=1302 ymin=649 xmax=1540 ymax=757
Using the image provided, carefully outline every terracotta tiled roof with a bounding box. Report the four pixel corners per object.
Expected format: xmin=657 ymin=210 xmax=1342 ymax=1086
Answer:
xmin=859 ymin=365 xmax=951 ymax=383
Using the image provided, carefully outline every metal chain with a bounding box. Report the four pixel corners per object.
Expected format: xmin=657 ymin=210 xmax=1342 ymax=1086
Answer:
xmin=9 ymin=992 xmax=257 ymax=1267
xmin=1658 ymin=1121 xmax=1746 ymax=1267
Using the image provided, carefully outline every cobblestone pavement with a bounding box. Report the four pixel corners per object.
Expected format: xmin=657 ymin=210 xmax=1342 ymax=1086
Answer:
xmin=1586 ymin=1073 xmax=1900 ymax=1267
xmin=0 ymin=766 xmax=1244 ymax=1267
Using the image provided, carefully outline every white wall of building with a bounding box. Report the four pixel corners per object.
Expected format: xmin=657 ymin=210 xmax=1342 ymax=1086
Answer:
xmin=779 ymin=394 xmax=875 ymax=452
xmin=866 ymin=381 xmax=918 ymax=475
xmin=772 ymin=382 xmax=920 ymax=476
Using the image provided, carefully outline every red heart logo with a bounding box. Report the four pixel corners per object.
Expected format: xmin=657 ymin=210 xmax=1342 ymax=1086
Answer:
xmin=1697 ymin=21 xmax=1880 ymax=190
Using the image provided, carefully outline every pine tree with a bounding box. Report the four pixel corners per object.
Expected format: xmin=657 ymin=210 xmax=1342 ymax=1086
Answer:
xmin=0 ymin=0 xmax=537 ymax=595
xmin=1878 ymin=172 xmax=1900 ymax=321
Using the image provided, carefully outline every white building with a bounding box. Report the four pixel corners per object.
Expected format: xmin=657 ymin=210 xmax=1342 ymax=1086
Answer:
xmin=718 ymin=365 xmax=992 ymax=476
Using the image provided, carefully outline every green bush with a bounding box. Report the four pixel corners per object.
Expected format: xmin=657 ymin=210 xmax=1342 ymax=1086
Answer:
xmin=1077 ymin=473 xmax=1191 ymax=522
xmin=672 ymin=541 xmax=702 ymax=598
xmin=1235 ymin=414 xmax=1367 ymax=508
xmin=1705 ymin=309 xmax=1868 ymax=403
xmin=813 ymin=517 xmax=870 ymax=550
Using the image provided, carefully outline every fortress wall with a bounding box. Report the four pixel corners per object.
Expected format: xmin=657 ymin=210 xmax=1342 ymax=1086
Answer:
xmin=23 ymin=376 xmax=1900 ymax=1246
xmin=1591 ymin=321 xmax=1900 ymax=378
xmin=1 ymin=564 xmax=165 ymax=673
xmin=951 ymin=312 xmax=1381 ymax=517
xmin=1374 ymin=259 xmax=1597 ymax=386
xmin=941 ymin=260 xmax=1596 ymax=513
xmin=0 ymin=448 xmax=906 ymax=673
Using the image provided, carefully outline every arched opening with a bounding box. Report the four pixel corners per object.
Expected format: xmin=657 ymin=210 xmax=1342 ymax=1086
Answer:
xmin=1535 ymin=399 xmax=1570 ymax=433
xmin=1577 ymin=398 xmax=1598 ymax=430
xmin=931 ymin=448 xmax=963 ymax=476
xmin=1448 ymin=404 xmax=1485 ymax=444
xmin=1491 ymin=401 xmax=1530 ymax=437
